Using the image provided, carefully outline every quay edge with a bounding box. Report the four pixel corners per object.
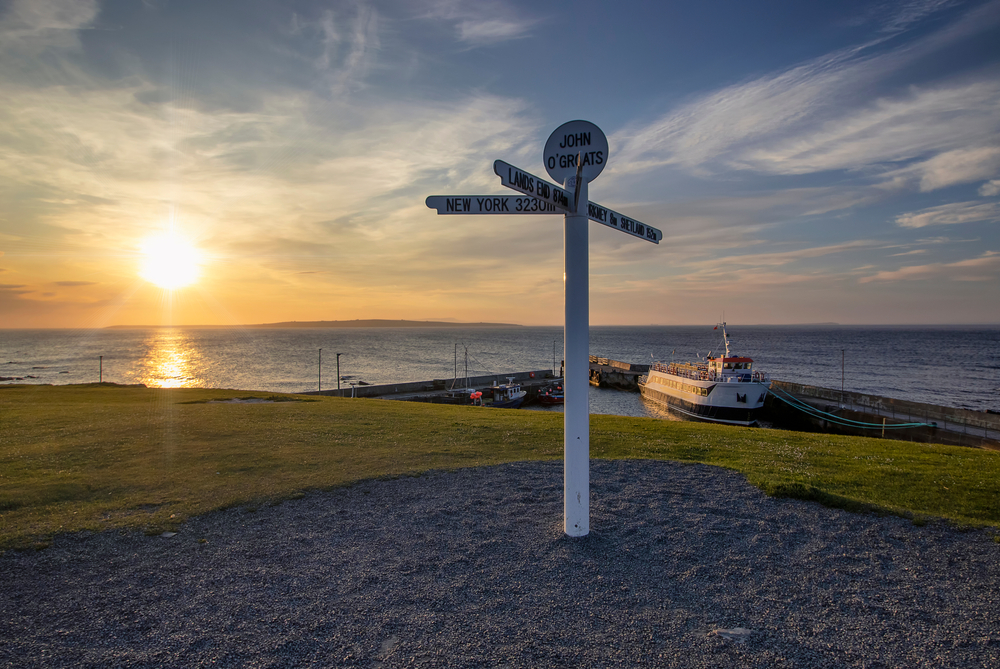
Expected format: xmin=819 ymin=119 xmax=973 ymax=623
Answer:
xmin=765 ymin=380 xmax=1000 ymax=450
xmin=301 ymin=358 xmax=1000 ymax=449
xmin=301 ymin=370 xmax=557 ymax=403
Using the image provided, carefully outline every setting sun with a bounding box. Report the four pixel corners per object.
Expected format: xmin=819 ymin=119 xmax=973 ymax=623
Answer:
xmin=139 ymin=232 xmax=202 ymax=289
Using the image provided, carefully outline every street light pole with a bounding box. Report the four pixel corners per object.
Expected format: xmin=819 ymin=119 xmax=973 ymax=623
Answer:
xmin=318 ymin=348 xmax=322 ymax=391
xmin=336 ymin=353 xmax=342 ymax=392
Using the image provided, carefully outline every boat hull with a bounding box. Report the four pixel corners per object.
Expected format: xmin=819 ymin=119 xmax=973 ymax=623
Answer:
xmin=492 ymin=395 xmax=526 ymax=409
xmin=639 ymin=374 xmax=769 ymax=427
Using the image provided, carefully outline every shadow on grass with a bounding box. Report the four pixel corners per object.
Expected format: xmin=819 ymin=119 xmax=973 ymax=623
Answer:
xmin=762 ymin=481 xmax=888 ymax=517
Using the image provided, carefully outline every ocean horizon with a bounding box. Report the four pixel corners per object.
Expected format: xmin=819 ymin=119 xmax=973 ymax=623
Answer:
xmin=3 ymin=325 xmax=998 ymax=416
xmin=6 ymin=321 xmax=1000 ymax=329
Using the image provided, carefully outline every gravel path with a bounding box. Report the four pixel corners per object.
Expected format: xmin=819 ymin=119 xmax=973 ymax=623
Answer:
xmin=3 ymin=459 xmax=999 ymax=668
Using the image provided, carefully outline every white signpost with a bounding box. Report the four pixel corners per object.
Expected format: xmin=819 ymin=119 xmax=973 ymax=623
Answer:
xmin=425 ymin=120 xmax=660 ymax=537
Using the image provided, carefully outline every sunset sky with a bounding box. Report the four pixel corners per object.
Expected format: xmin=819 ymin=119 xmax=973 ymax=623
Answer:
xmin=2 ymin=0 xmax=999 ymax=328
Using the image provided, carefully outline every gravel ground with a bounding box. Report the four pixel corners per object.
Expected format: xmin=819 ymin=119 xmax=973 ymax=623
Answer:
xmin=3 ymin=459 xmax=999 ymax=668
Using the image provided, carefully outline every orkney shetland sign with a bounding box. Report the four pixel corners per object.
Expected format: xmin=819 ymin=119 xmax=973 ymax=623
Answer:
xmin=425 ymin=195 xmax=562 ymax=215
xmin=543 ymin=120 xmax=608 ymax=185
xmin=587 ymin=201 xmax=662 ymax=243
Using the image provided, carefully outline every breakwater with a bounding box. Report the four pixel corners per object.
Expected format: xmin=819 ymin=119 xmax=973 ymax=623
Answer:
xmin=766 ymin=381 xmax=1000 ymax=449
xmin=310 ymin=361 xmax=1000 ymax=450
xmin=588 ymin=356 xmax=649 ymax=390
xmin=302 ymin=369 xmax=556 ymax=402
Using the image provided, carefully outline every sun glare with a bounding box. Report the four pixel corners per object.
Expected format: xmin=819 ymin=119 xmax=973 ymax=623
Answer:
xmin=139 ymin=232 xmax=202 ymax=289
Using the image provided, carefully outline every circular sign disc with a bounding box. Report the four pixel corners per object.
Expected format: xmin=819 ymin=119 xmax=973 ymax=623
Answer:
xmin=543 ymin=120 xmax=609 ymax=185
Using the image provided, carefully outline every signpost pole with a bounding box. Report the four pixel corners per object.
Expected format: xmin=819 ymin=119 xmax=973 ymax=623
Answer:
xmin=563 ymin=176 xmax=589 ymax=537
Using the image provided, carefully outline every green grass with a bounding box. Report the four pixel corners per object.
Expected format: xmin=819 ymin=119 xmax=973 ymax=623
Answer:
xmin=2 ymin=383 xmax=999 ymax=551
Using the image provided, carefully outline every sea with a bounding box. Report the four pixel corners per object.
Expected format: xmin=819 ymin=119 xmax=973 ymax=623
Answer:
xmin=2 ymin=326 xmax=998 ymax=416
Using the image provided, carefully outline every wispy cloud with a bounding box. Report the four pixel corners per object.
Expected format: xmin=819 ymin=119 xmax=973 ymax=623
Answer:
xmin=859 ymin=250 xmax=1000 ymax=282
xmin=745 ymin=81 xmax=1000 ymax=178
xmin=290 ymin=4 xmax=380 ymax=94
xmin=875 ymin=0 xmax=962 ymax=34
xmin=685 ymin=241 xmax=878 ymax=270
xmin=457 ymin=18 xmax=530 ymax=42
xmin=883 ymin=145 xmax=1000 ymax=192
xmin=981 ymin=179 xmax=1000 ymax=196
xmin=895 ymin=201 xmax=1000 ymax=228
xmin=0 ymin=0 xmax=98 ymax=36
xmin=0 ymin=0 xmax=99 ymax=87
xmin=2 ymin=0 xmax=997 ymax=327
xmin=422 ymin=0 xmax=538 ymax=45
xmin=0 ymin=55 xmax=545 ymax=315
xmin=611 ymin=1 xmax=1000 ymax=186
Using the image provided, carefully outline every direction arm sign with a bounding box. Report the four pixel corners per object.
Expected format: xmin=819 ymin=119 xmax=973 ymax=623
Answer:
xmin=587 ymin=201 xmax=662 ymax=244
xmin=425 ymin=195 xmax=562 ymax=215
xmin=494 ymin=160 xmax=571 ymax=213
xmin=432 ymin=159 xmax=661 ymax=243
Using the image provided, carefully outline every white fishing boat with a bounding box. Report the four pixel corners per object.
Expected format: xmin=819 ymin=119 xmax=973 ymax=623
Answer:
xmin=638 ymin=323 xmax=771 ymax=426
xmin=489 ymin=377 xmax=527 ymax=409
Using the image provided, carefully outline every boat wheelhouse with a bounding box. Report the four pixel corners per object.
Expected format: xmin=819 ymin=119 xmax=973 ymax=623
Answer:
xmin=490 ymin=378 xmax=527 ymax=409
xmin=638 ymin=323 xmax=771 ymax=426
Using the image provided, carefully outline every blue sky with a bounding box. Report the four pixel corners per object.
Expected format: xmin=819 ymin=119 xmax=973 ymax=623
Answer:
xmin=1 ymin=0 xmax=998 ymax=326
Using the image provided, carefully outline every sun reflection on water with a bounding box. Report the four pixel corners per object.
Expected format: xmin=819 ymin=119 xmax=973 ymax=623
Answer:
xmin=139 ymin=330 xmax=202 ymax=388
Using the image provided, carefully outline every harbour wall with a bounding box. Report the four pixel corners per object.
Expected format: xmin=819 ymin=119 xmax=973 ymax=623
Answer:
xmin=588 ymin=357 xmax=649 ymax=390
xmin=766 ymin=380 xmax=1000 ymax=449
xmin=302 ymin=369 xmax=557 ymax=399
xmin=302 ymin=362 xmax=998 ymax=449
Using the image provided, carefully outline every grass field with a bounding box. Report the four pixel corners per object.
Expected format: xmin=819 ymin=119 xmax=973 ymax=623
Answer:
xmin=2 ymin=383 xmax=999 ymax=551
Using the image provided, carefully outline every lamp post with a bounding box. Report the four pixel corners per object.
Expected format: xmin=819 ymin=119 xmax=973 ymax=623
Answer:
xmin=318 ymin=348 xmax=322 ymax=391
xmin=336 ymin=353 xmax=342 ymax=392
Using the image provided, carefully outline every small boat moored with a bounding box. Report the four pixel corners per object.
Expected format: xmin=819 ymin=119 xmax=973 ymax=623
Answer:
xmin=537 ymin=379 xmax=564 ymax=406
xmin=489 ymin=377 xmax=527 ymax=409
xmin=638 ymin=323 xmax=771 ymax=426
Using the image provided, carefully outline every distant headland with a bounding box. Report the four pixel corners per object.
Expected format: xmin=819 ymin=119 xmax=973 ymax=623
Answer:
xmin=253 ymin=319 xmax=521 ymax=328
xmin=105 ymin=319 xmax=521 ymax=329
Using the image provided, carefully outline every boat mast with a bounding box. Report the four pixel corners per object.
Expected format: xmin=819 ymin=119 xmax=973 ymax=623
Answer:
xmin=721 ymin=322 xmax=731 ymax=358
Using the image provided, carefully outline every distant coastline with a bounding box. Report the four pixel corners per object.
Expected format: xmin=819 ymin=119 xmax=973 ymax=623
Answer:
xmin=5 ymin=321 xmax=994 ymax=330
xmin=105 ymin=319 xmax=522 ymax=329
